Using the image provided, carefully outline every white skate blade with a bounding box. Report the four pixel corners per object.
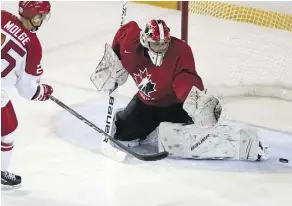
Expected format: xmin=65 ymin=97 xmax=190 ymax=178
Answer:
xmin=101 ymin=141 xmax=127 ymax=162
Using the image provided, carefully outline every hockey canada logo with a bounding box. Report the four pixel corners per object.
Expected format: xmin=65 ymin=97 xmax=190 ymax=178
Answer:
xmin=134 ymin=68 xmax=156 ymax=99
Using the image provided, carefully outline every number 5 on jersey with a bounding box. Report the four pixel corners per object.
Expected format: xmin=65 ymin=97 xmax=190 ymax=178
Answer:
xmin=1 ymin=33 xmax=26 ymax=78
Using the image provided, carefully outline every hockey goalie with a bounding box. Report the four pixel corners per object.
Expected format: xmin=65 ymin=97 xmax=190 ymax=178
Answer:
xmin=91 ymin=19 xmax=269 ymax=161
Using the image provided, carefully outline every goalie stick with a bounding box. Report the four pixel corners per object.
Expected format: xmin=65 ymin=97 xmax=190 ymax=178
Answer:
xmin=49 ymin=95 xmax=169 ymax=161
xmin=99 ymin=1 xmax=128 ymax=161
xmin=100 ymin=82 xmax=127 ymax=162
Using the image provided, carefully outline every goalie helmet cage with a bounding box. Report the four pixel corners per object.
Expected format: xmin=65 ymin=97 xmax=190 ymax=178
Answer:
xmin=179 ymin=1 xmax=292 ymax=133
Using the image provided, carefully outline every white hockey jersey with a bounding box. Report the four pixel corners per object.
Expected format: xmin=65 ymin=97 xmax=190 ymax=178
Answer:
xmin=1 ymin=10 xmax=44 ymax=107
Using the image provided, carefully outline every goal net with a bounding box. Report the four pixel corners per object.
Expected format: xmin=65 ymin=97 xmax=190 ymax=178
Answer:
xmin=180 ymin=1 xmax=292 ymax=133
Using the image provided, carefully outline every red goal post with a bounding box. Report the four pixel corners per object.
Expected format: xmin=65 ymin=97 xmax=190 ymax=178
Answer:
xmin=181 ymin=1 xmax=189 ymax=43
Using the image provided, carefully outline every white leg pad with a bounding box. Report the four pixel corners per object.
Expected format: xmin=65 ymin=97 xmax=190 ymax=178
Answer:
xmin=158 ymin=122 xmax=269 ymax=161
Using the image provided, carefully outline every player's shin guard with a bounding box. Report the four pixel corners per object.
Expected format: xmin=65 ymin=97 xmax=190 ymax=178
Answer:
xmin=1 ymin=131 xmax=17 ymax=171
xmin=158 ymin=122 xmax=269 ymax=161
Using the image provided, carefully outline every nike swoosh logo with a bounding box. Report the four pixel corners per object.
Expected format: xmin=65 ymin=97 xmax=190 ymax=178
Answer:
xmin=124 ymin=50 xmax=131 ymax=54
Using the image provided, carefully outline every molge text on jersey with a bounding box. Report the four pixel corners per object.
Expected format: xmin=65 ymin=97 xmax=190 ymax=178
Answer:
xmin=3 ymin=21 xmax=30 ymax=46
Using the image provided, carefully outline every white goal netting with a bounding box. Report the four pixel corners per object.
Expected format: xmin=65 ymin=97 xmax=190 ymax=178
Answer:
xmin=187 ymin=1 xmax=292 ymax=133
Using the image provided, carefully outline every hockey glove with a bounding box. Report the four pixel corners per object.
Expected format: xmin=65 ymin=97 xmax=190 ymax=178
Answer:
xmin=32 ymin=84 xmax=53 ymax=101
xmin=183 ymin=86 xmax=224 ymax=128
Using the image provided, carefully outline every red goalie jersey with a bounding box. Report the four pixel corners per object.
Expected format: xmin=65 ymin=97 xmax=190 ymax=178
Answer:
xmin=112 ymin=21 xmax=204 ymax=107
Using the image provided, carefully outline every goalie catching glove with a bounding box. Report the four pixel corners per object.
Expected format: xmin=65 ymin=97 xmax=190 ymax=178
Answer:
xmin=183 ymin=86 xmax=223 ymax=128
xmin=90 ymin=43 xmax=129 ymax=92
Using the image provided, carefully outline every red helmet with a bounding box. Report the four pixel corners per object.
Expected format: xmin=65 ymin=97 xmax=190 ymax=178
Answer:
xmin=18 ymin=1 xmax=51 ymax=19
xmin=140 ymin=19 xmax=171 ymax=66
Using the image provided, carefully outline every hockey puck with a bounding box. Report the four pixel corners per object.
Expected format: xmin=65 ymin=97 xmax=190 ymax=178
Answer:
xmin=279 ymin=158 xmax=289 ymax=163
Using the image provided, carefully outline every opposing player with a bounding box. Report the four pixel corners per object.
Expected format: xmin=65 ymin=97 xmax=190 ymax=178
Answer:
xmin=1 ymin=1 xmax=53 ymax=189
xmin=92 ymin=19 xmax=268 ymax=161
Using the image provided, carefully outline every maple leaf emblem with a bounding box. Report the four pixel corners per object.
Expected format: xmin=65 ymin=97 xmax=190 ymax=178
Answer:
xmin=133 ymin=68 xmax=156 ymax=97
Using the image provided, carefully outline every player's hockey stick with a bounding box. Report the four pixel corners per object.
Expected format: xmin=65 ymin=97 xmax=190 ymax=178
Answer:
xmin=49 ymin=95 xmax=169 ymax=161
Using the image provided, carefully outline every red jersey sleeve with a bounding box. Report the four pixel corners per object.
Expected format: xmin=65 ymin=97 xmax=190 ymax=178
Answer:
xmin=15 ymin=34 xmax=44 ymax=100
xmin=25 ymin=35 xmax=43 ymax=77
xmin=112 ymin=21 xmax=141 ymax=59
xmin=172 ymin=44 xmax=204 ymax=102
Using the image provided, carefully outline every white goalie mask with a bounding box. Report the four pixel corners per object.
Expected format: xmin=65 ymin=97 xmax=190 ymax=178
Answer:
xmin=140 ymin=19 xmax=171 ymax=66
